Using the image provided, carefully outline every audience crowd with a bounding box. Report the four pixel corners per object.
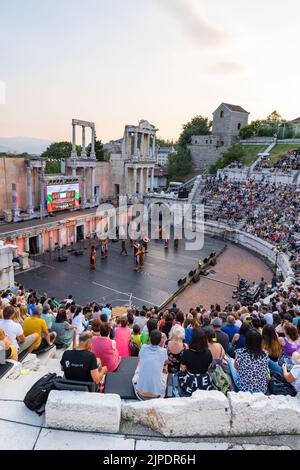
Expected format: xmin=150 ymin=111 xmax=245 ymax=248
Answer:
xmin=1 ymin=279 xmax=300 ymax=399
xmin=254 ymin=148 xmax=300 ymax=173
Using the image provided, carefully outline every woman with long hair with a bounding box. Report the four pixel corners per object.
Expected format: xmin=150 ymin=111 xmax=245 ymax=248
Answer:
xmin=228 ymin=329 xmax=269 ymax=394
xmin=280 ymin=323 xmax=300 ymax=358
xmin=204 ymin=327 xmax=227 ymax=370
xmin=72 ymin=306 xmax=87 ymax=335
xmin=262 ymin=324 xmax=283 ymax=377
xmin=179 ymin=328 xmax=213 ymax=395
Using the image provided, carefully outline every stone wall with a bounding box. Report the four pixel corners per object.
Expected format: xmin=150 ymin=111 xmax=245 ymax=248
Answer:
xmin=213 ymin=105 xmax=249 ymax=140
xmin=0 ymin=243 xmax=15 ymax=289
xmin=0 ymin=157 xmax=39 ymax=217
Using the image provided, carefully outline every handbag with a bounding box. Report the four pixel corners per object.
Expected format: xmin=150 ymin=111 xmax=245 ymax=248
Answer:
xmin=268 ymin=373 xmax=297 ymax=397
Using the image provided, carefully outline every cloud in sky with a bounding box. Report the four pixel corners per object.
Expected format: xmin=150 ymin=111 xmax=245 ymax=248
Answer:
xmin=208 ymin=62 xmax=245 ymax=75
xmin=156 ymin=0 xmax=229 ymax=48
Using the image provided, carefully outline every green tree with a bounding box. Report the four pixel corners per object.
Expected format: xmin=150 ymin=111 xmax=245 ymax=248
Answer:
xmin=86 ymin=132 xmax=107 ymax=161
xmin=156 ymin=137 xmax=175 ymax=147
xmin=41 ymin=141 xmax=81 ymax=160
xmin=168 ymin=147 xmax=192 ymax=181
xmin=209 ymin=143 xmax=246 ymax=173
xmin=178 ymin=115 xmax=212 ymax=148
xmin=266 ymin=110 xmax=285 ymax=124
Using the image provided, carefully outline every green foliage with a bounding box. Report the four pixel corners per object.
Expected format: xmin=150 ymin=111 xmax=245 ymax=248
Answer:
xmin=178 ymin=115 xmax=212 ymax=148
xmin=45 ymin=160 xmax=61 ymax=174
xmin=211 ymin=143 xmax=266 ymax=172
xmin=156 ymin=137 xmax=175 ymax=147
xmin=168 ymin=146 xmax=192 ymax=180
xmin=86 ymin=132 xmax=107 ymax=161
xmin=41 ymin=141 xmax=81 ymax=160
xmin=266 ymin=110 xmax=284 ymax=123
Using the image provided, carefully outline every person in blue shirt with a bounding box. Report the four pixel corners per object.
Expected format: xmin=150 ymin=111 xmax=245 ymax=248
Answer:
xmin=101 ymin=304 xmax=112 ymax=321
xmin=221 ymin=315 xmax=240 ymax=342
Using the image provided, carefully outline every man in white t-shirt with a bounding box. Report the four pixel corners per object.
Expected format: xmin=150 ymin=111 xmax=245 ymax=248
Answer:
xmin=282 ymin=352 xmax=300 ymax=393
xmin=0 ymin=306 xmax=38 ymax=355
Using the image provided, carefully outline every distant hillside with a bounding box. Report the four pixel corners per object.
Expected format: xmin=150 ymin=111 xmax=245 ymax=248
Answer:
xmin=0 ymin=137 xmax=52 ymax=155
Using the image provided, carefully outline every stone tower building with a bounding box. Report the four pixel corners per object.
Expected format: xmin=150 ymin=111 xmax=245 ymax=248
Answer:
xmin=189 ymin=103 xmax=250 ymax=172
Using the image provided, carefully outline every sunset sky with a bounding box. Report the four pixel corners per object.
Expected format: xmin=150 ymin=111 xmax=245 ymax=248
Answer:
xmin=0 ymin=0 xmax=299 ymax=143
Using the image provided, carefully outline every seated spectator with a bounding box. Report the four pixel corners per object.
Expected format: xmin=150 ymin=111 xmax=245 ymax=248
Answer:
xmin=282 ymin=351 xmax=300 ymax=393
xmin=279 ymin=323 xmax=300 ymax=358
xmin=231 ymin=322 xmax=251 ymax=352
xmin=61 ymin=331 xmax=107 ymax=386
xmin=92 ymin=305 xmax=101 ymax=321
xmin=141 ymin=318 xmax=167 ymax=347
xmin=179 ymin=328 xmax=213 ymax=395
xmin=262 ymin=324 xmax=283 ymax=377
xmin=0 ymin=328 xmax=17 ymax=361
xmin=211 ymin=317 xmax=229 ymax=353
xmin=51 ymin=308 xmax=77 ymax=349
xmin=72 ymin=306 xmax=86 ymax=334
xmin=41 ymin=304 xmax=55 ymax=330
xmin=160 ymin=312 xmax=174 ymax=339
xmin=228 ymin=329 xmax=269 ymax=394
xmin=184 ymin=318 xmax=200 ymax=346
xmin=131 ymin=324 xmax=142 ymax=350
xmin=132 ymin=330 xmax=168 ymax=400
xmin=127 ymin=312 xmax=135 ymax=330
xmin=0 ymin=305 xmax=38 ymax=356
xmin=167 ymin=324 xmax=188 ymax=373
xmin=102 ymin=304 xmax=112 ymax=321
xmin=91 ymin=320 xmax=120 ymax=372
xmin=114 ymin=317 xmax=132 ymax=357
xmin=204 ymin=327 xmax=227 ymax=368
xmin=23 ymin=307 xmax=57 ymax=353
xmin=221 ymin=315 xmax=240 ymax=342
xmin=134 ymin=310 xmax=147 ymax=330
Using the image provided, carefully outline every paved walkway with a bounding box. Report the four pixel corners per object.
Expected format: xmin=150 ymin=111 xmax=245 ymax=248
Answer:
xmin=173 ymin=244 xmax=273 ymax=309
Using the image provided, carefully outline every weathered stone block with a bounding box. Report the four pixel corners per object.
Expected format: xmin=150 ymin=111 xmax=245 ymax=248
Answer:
xmin=46 ymin=391 xmax=121 ymax=433
xmin=122 ymin=390 xmax=230 ymax=437
xmin=229 ymin=392 xmax=300 ymax=435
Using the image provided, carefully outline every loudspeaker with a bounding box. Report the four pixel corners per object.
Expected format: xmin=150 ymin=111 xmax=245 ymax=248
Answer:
xmin=58 ymin=255 xmax=68 ymax=262
xmin=178 ymin=189 xmax=189 ymax=199
xmin=189 ymin=269 xmax=196 ymax=277
xmin=178 ymin=277 xmax=187 ymax=286
xmin=203 ymin=257 xmax=209 ymax=264
xmin=192 ymin=273 xmax=200 ymax=283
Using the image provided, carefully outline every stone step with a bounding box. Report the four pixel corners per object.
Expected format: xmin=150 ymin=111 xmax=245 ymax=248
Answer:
xmin=36 ymin=346 xmax=57 ymax=365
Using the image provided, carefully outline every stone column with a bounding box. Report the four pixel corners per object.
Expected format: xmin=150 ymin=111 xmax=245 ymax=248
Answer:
xmin=124 ymin=165 xmax=128 ymax=194
xmin=150 ymin=167 xmax=155 ymax=191
xmin=71 ymin=124 xmax=77 ymax=158
xmin=66 ymin=226 xmax=70 ymax=246
xmin=145 ymin=167 xmax=149 ymax=192
xmin=133 ymin=132 xmax=138 ymax=157
xmin=139 ymin=167 xmax=144 ymax=195
xmin=25 ymin=236 xmax=30 ymax=253
xmin=152 ymin=135 xmax=156 ymax=159
xmin=40 ymin=166 xmax=46 ymax=219
xmin=81 ymin=126 xmax=87 ymax=158
xmin=133 ymin=167 xmax=137 ymax=194
xmin=146 ymin=134 xmax=150 ymax=157
xmin=72 ymin=165 xmax=77 ymax=177
xmin=91 ymin=127 xmax=96 ymax=160
xmin=91 ymin=167 xmax=96 ymax=206
xmin=39 ymin=233 xmax=44 ymax=254
xmin=58 ymin=228 xmax=62 ymax=248
xmin=12 ymin=183 xmax=20 ymax=221
xmin=140 ymin=133 xmax=144 ymax=158
xmin=49 ymin=231 xmax=54 ymax=251
xmin=27 ymin=166 xmax=34 ymax=215
xmin=82 ymin=169 xmax=87 ymax=207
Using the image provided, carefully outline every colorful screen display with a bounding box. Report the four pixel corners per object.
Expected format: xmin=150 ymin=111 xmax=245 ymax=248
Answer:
xmin=46 ymin=183 xmax=80 ymax=213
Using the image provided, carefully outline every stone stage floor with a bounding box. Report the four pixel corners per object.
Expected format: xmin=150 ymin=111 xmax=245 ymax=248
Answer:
xmin=16 ymin=236 xmax=226 ymax=308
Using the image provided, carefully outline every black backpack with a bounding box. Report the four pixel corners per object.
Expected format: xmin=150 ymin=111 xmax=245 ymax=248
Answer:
xmin=268 ymin=373 xmax=297 ymax=397
xmin=24 ymin=373 xmax=58 ymax=415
